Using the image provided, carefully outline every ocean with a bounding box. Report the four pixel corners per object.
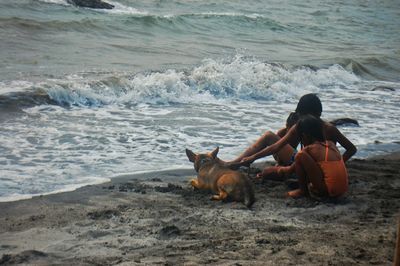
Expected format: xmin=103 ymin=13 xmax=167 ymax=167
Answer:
xmin=0 ymin=0 xmax=399 ymax=202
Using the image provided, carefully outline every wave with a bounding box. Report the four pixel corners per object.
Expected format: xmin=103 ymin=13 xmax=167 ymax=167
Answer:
xmin=341 ymin=58 xmax=400 ymax=82
xmin=36 ymin=0 xmax=266 ymax=18
xmin=0 ymin=13 xmax=284 ymax=40
xmin=0 ymin=56 xmax=362 ymax=110
xmin=0 ymin=17 xmax=106 ymax=36
xmin=25 ymin=0 xmax=286 ymax=32
xmin=0 ymin=89 xmax=57 ymax=110
xmin=37 ymin=0 xmax=69 ymax=5
xmin=40 ymin=0 xmax=266 ymax=19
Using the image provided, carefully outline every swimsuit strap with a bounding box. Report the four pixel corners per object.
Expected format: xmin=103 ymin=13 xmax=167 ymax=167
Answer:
xmin=324 ymin=141 xmax=329 ymax=162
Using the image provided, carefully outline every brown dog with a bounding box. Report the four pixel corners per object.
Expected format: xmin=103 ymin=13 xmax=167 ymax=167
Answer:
xmin=186 ymin=147 xmax=255 ymax=208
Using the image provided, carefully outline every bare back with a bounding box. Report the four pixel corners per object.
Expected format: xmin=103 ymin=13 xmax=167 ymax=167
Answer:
xmin=303 ymin=141 xmax=342 ymax=163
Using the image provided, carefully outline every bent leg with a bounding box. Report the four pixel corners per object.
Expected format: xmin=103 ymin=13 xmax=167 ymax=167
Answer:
xmin=230 ymin=131 xmax=294 ymax=165
xmin=290 ymin=151 xmax=328 ymax=197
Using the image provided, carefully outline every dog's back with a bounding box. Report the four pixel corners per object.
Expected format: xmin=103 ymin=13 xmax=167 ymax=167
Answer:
xmin=186 ymin=147 xmax=255 ymax=208
xmin=216 ymin=168 xmax=255 ymax=208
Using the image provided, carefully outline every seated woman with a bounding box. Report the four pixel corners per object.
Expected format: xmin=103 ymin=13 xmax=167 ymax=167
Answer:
xmin=276 ymin=115 xmax=349 ymax=198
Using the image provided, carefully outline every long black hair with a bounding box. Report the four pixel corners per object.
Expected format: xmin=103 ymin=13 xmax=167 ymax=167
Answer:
xmin=295 ymin=93 xmax=322 ymax=117
xmin=286 ymin=112 xmax=299 ymax=128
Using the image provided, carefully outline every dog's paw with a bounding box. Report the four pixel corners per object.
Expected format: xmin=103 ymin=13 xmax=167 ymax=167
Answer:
xmin=190 ymin=178 xmax=200 ymax=189
xmin=210 ymin=195 xmax=220 ymax=201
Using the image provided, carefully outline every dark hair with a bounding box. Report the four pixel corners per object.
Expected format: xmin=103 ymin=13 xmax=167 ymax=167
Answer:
xmin=286 ymin=112 xmax=299 ymax=128
xmin=297 ymin=115 xmax=325 ymax=142
xmin=295 ymin=93 xmax=322 ymax=117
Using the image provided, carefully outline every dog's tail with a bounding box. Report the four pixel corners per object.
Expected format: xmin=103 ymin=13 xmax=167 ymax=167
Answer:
xmin=243 ymin=177 xmax=255 ymax=209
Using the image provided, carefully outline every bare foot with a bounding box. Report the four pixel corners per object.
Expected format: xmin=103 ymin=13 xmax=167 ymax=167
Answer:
xmin=286 ymin=189 xmax=305 ymax=198
xmin=257 ymin=166 xmax=282 ymax=180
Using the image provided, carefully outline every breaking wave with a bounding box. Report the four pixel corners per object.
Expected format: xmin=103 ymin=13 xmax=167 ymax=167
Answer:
xmin=0 ymin=56 xmax=360 ymax=110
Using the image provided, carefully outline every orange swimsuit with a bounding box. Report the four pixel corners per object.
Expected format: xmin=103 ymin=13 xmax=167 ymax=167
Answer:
xmin=317 ymin=142 xmax=349 ymax=197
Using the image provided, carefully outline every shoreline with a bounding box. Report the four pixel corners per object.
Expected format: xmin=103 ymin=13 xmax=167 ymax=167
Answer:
xmin=1 ymin=154 xmax=399 ymax=265
xmin=0 ymin=167 xmax=195 ymax=204
xmin=3 ymin=149 xmax=400 ymax=204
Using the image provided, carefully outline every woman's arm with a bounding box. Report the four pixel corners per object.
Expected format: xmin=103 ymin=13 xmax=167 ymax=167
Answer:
xmin=241 ymin=125 xmax=299 ymax=164
xmin=328 ymin=125 xmax=357 ymax=162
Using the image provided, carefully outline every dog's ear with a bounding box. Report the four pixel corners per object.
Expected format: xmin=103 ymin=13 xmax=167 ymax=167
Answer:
xmin=186 ymin=149 xmax=196 ymax=162
xmin=210 ymin=147 xmax=219 ymax=159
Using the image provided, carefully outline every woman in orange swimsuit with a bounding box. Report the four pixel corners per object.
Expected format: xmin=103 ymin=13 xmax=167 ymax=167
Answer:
xmin=278 ymin=115 xmax=349 ymax=198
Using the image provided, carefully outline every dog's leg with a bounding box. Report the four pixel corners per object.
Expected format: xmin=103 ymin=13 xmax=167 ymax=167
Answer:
xmin=190 ymin=178 xmax=201 ymax=189
xmin=211 ymin=190 xmax=228 ymax=201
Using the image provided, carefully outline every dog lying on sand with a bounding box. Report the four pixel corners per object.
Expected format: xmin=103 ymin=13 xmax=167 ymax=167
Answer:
xmin=186 ymin=147 xmax=255 ymax=208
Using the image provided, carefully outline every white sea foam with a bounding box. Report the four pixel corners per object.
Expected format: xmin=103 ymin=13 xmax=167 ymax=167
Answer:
xmin=0 ymin=80 xmax=35 ymax=94
xmin=104 ymin=1 xmax=149 ymax=15
xmin=38 ymin=0 xmax=69 ymax=5
xmin=148 ymin=12 xmax=266 ymax=20
xmin=2 ymin=58 xmax=362 ymax=108
xmin=179 ymin=12 xmax=266 ymax=19
xmin=31 ymin=56 xmax=362 ymax=107
xmin=38 ymin=0 xmax=148 ymax=15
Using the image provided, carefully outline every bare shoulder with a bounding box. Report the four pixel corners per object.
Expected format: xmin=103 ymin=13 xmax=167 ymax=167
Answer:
xmin=323 ymin=120 xmax=337 ymax=130
xmin=323 ymin=121 xmax=342 ymax=140
xmin=327 ymin=140 xmax=340 ymax=152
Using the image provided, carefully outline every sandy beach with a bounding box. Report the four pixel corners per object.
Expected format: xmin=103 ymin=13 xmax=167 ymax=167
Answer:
xmin=0 ymin=154 xmax=399 ymax=265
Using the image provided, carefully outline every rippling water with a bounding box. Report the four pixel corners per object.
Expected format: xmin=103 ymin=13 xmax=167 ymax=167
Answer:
xmin=0 ymin=0 xmax=399 ymax=201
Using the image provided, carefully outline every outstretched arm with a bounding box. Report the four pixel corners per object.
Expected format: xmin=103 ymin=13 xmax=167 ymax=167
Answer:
xmin=241 ymin=125 xmax=299 ymax=164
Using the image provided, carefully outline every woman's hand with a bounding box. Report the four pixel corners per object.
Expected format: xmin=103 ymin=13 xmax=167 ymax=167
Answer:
xmin=240 ymin=155 xmax=256 ymax=166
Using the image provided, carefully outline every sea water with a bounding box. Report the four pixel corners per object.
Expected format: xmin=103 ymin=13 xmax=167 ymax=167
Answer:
xmin=0 ymin=0 xmax=399 ymax=201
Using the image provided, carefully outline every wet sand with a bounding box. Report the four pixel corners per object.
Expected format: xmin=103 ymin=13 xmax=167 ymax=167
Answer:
xmin=0 ymin=154 xmax=399 ymax=265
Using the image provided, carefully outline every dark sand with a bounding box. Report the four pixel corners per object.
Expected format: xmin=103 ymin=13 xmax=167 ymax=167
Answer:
xmin=0 ymin=154 xmax=399 ymax=265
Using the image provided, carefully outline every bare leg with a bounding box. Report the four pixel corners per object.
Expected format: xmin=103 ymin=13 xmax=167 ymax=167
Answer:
xmin=288 ymin=151 xmax=328 ymax=198
xmin=279 ymin=163 xmax=296 ymax=177
xmin=257 ymin=163 xmax=296 ymax=180
xmin=226 ymin=131 xmax=295 ymax=166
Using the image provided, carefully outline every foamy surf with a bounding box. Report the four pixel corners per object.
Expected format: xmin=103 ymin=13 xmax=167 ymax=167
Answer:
xmin=0 ymin=56 xmax=363 ymax=108
xmin=100 ymin=1 xmax=149 ymax=15
xmin=37 ymin=0 xmax=70 ymax=5
xmin=0 ymin=176 xmax=110 ymax=203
